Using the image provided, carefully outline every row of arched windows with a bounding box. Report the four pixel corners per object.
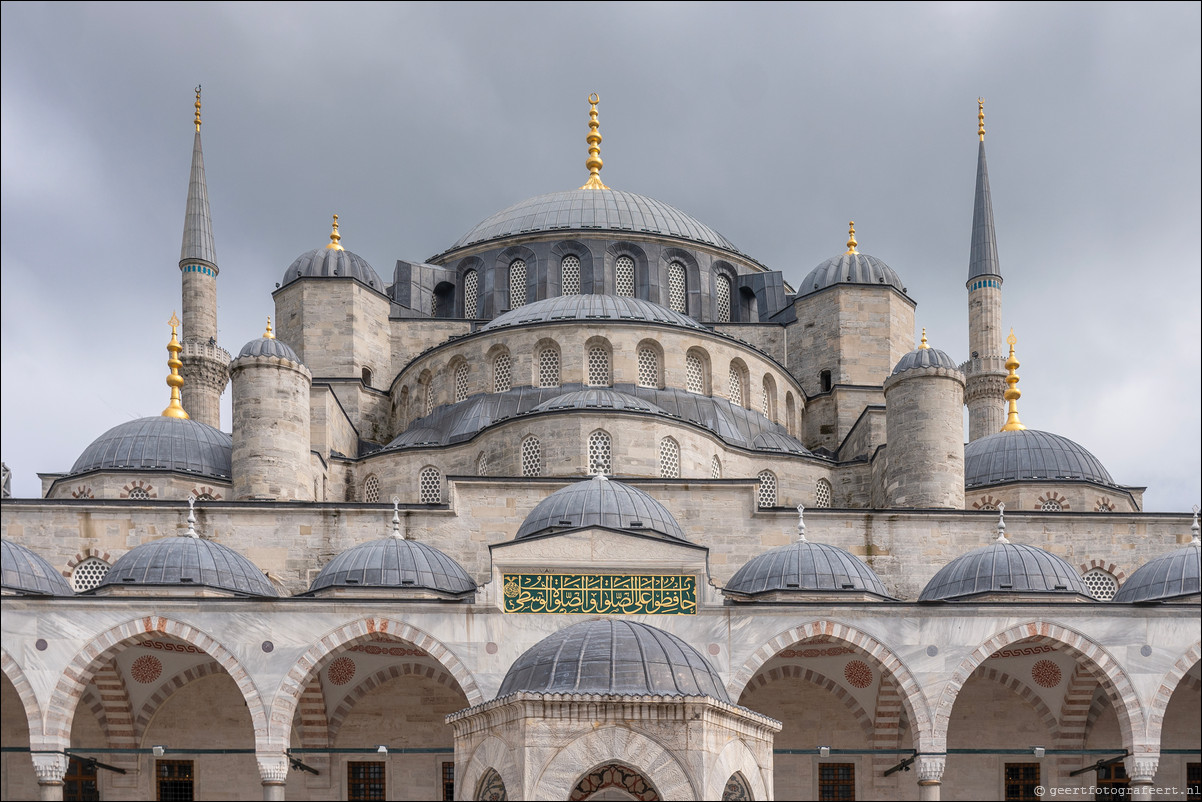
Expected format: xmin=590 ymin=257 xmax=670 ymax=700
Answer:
xmin=361 ymin=469 xmax=445 ymax=505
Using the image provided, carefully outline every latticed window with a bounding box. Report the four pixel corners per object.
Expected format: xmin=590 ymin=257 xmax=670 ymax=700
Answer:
xmin=1041 ymin=499 xmax=1063 ymax=512
xmin=659 ymin=438 xmax=680 ymax=479
xmin=348 ymin=762 xmax=385 ymax=802
xmin=521 ymin=437 xmax=542 ymax=477
xmin=454 ymin=363 xmax=469 ymax=403
xmin=430 ymin=291 xmax=438 ymax=317
xmin=128 ymin=486 xmax=150 ymax=500
xmin=711 ymin=455 xmax=722 ymax=478
xmin=463 ymin=270 xmax=478 ymax=317
xmin=668 ymin=261 xmax=687 ymax=313
xmin=615 ymin=255 xmax=635 ymax=296
xmin=509 ymin=259 xmax=527 ymax=308
xmin=587 ymin=346 xmax=611 ymax=386
xmin=728 ymin=367 xmax=743 ymax=406
xmin=562 ymin=255 xmax=581 ymax=294
xmin=419 ymin=467 xmax=441 ymax=504
xmin=493 ymin=353 xmax=511 ymax=393
xmin=757 ymin=470 xmax=777 ymax=508
xmin=363 ymin=475 xmax=381 ymax=503
xmin=815 ymin=478 xmax=833 ymax=508
xmin=1082 ymin=569 xmax=1119 ymax=601
xmin=538 ymin=347 xmax=561 ymax=388
xmin=1095 ymin=497 xmax=1115 ymax=512
xmin=818 ymin=764 xmax=855 ymax=802
xmin=588 ymin=430 xmax=612 ymax=476
xmin=72 ymin=557 xmax=110 ymax=592
xmin=637 ymin=347 xmax=659 ymax=388
xmin=760 ymin=381 xmax=770 ymax=417
xmin=686 ymin=353 xmax=705 ymax=394
xmin=476 ymin=452 xmax=489 ymax=476
xmin=716 ymin=274 xmax=732 ymax=322
xmin=424 ymin=381 xmax=435 ymax=415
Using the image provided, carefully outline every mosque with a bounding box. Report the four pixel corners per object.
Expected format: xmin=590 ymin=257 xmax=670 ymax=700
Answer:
xmin=1 ymin=92 xmax=1198 ymax=802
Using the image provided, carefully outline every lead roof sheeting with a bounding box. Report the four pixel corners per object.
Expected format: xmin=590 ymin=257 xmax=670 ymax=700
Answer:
xmin=281 ymin=246 xmax=383 ymax=290
xmin=918 ymin=542 xmax=1086 ymax=601
xmin=725 ymin=540 xmax=890 ymax=596
xmin=1 ymin=539 xmax=74 ymax=596
xmin=480 ymin=295 xmax=706 ymax=333
xmin=71 ymin=417 xmax=232 ymax=479
xmin=799 ymin=252 xmax=906 ymax=297
xmin=1112 ymin=545 xmax=1201 ymax=603
xmin=891 ymin=347 xmax=960 ymax=376
xmin=180 ymin=131 xmax=217 ymax=266
xmin=237 ymin=337 xmax=301 ymax=362
xmin=964 ymin=429 xmax=1115 ymax=488
xmin=515 ymin=476 xmax=686 ymax=541
xmin=308 ymin=537 xmax=475 ymax=594
xmin=969 ymin=141 xmax=1002 ymax=280
xmin=98 ymin=537 xmax=277 ymax=597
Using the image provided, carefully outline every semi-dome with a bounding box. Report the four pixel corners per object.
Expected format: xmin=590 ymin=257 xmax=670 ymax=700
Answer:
xmin=531 ymin=389 xmax=669 ymax=415
xmin=280 ymin=246 xmax=383 ymax=292
xmin=1 ymin=539 xmax=73 ymax=596
xmin=480 ymin=295 xmax=706 ymax=332
xmin=496 ymin=618 xmax=729 ymax=701
xmin=307 ymin=535 xmax=475 ymax=596
xmin=965 ymin=429 xmax=1115 ymax=488
xmin=516 ymin=475 xmax=686 ymax=542
xmin=800 ymin=251 xmax=906 ymax=297
xmin=443 ymin=188 xmax=742 ymax=255
xmin=919 ymin=541 xmax=1088 ymax=601
xmin=725 ymin=540 xmax=891 ymax=598
xmin=236 ymin=336 xmax=301 ymax=363
xmin=891 ymin=344 xmax=960 ymax=376
xmin=1112 ymin=543 xmax=1200 ymax=603
xmin=71 ymin=417 xmax=232 ymax=480
xmin=96 ymin=536 xmax=277 ymax=597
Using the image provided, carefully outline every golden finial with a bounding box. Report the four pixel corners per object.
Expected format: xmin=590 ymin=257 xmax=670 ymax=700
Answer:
xmin=977 ymin=97 xmax=985 ymax=141
xmin=1000 ymin=328 xmax=1026 ymax=431
xmin=845 ymin=221 xmax=858 ymax=254
xmin=325 ymin=214 xmax=343 ymax=251
xmin=162 ymin=313 xmax=190 ymax=419
xmin=194 ymin=85 xmax=202 ymax=132
xmin=919 ymin=328 xmax=929 ymax=349
xmin=579 ymin=92 xmax=609 ymax=190
xmin=264 ymin=316 xmax=275 ymax=339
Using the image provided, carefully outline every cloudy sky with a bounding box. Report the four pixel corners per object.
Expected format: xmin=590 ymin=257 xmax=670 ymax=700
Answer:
xmin=2 ymin=2 xmax=1198 ymax=511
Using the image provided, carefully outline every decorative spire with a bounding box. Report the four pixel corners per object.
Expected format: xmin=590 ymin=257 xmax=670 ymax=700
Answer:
xmin=194 ymin=85 xmax=203 ymax=132
xmin=180 ymin=88 xmax=217 ymax=269
xmin=796 ymin=503 xmax=807 ymax=542
xmin=977 ymin=97 xmax=985 ymax=141
xmin=1192 ymin=505 xmax=1199 ymax=545
xmin=968 ymin=99 xmax=1001 ymax=281
xmin=845 ymin=221 xmax=858 ymax=254
xmin=579 ymin=93 xmax=609 ymax=190
xmin=919 ymin=328 xmax=929 ymax=350
xmin=185 ymin=495 xmax=199 ymax=538
xmin=263 ymin=316 xmax=275 ymax=339
xmin=391 ymin=500 xmax=403 ymax=539
xmin=162 ymin=313 xmax=190 ymax=419
xmin=1000 ymin=329 xmax=1026 ymax=431
xmin=995 ymin=502 xmax=1009 ymax=543
xmin=325 ymin=214 xmax=343 ymax=251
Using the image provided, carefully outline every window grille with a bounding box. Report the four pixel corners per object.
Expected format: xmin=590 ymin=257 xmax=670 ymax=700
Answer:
xmin=637 ymin=347 xmax=658 ymax=388
xmin=1004 ymin=763 xmax=1040 ymax=802
xmin=430 ymin=291 xmax=438 ymax=317
xmin=1082 ymin=569 xmax=1119 ymax=601
xmin=454 ymin=363 xmax=469 ymax=402
xmin=348 ymin=762 xmax=386 ymax=802
xmin=562 ymin=255 xmax=580 ymax=295
xmin=711 ymin=455 xmax=722 ymax=479
xmin=463 ymin=270 xmax=478 ymax=316
xmin=419 ymin=468 xmax=441 ymax=504
xmin=521 ymin=437 xmax=542 ymax=477
xmin=1041 ymin=499 xmax=1063 ymax=512
xmin=817 ymin=763 xmax=854 ymax=802
xmin=761 ymin=381 xmax=770 ymax=417
xmin=128 ymin=486 xmax=150 ymax=499
xmin=668 ymin=261 xmax=687 ymax=313
xmin=728 ymin=367 xmax=743 ymax=406
xmin=156 ymin=760 xmax=194 ymax=802
xmin=588 ymin=431 xmax=612 ymax=476
xmin=538 ymin=348 xmax=560 ymax=388
xmin=424 ymin=381 xmax=435 ymax=415
xmin=686 ymin=353 xmax=705 ymax=394
xmin=615 ymin=255 xmax=635 ymax=296
xmin=757 ymin=470 xmax=777 ymax=508
xmin=441 ymin=762 xmax=455 ymax=802
xmin=716 ymin=274 xmax=731 ymax=322
xmin=815 ymin=478 xmax=833 ymax=508
xmin=493 ymin=353 xmax=511 ymax=393
xmin=587 ymin=346 xmax=610 ymax=386
xmin=659 ymin=438 xmax=680 ymax=479
xmin=509 ymin=260 xmax=526 ymax=308
xmin=72 ymin=558 xmax=110 ymax=592
xmin=476 ymin=452 xmax=489 ymax=476
xmin=363 ymin=475 xmax=381 ymax=503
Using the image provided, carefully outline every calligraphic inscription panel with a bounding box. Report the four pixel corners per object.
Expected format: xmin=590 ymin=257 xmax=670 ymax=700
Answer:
xmin=502 ymin=573 xmax=696 ymax=615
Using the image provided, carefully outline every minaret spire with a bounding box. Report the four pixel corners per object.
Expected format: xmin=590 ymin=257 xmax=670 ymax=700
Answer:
xmin=969 ymin=99 xmax=1001 ymax=281
xmin=181 ymin=86 xmax=217 ymax=270
xmin=579 ymin=93 xmax=609 ymax=190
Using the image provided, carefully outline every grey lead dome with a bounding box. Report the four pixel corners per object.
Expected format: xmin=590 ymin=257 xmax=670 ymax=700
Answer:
xmin=481 ymin=295 xmax=706 ymax=333
xmin=237 ymin=336 xmax=301 ymax=362
xmin=891 ymin=346 xmax=960 ymax=376
xmin=1112 ymin=543 xmax=1200 ymax=603
xmin=964 ymin=429 xmax=1115 ymax=488
xmin=281 ymin=246 xmax=383 ymax=292
xmin=497 ymin=618 xmax=729 ymax=701
xmin=725 ymin=540 xmax=891 ymax=597
xmin=516 ymin=476 xmax=686 ymax=542
xmin=97 ymin=536 xmax=277 ymax=597
xmin=918 ymin=541 xmax=1087 ymax=601
xmin=799 ymin=251 xmax=907 ymax=297
xmin=307 ymin=536 xmax=476 ymax=596
xmin=1 ymin=539 xmax=74 ymax=596
xmin=71 ymin=417 xmax=232 ymax=480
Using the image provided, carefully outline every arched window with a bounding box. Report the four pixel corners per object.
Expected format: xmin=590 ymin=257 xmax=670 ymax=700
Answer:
xmin=423 ymin=378 xmax=435 ymax=415
xmin=493 ymin=352 xmax=512 ymax=393
xmin=722 ymin=772 xmax=753 ymax=802
xmin=561 ymin=255 xmax=581 ymax=295
xmin=588 ymin=430 xmax=612 ymax=476
xmin=668 ymin=261 xmax=687 ymax=313
xmin=521 ymin=436 xmax=542 ymax=477
xmin=476 ymin=452 xmax=489 ymax=476
xmin=615 ymin=255 xmax=635 ymax=296
xmin=785 ymin=392 xmax=797 ymax=437
xmin=430 ymin=291 xmax=439 ymax=317
xmin=820 ymin=369 xmax=833 ymax=393
xmin=761 ymin=374 xmax=777 ymax=421
xmin=474 ymin=768 xmax=507 ymax=801
xmin=454 ymin=362 xmax=469 ymax=403
xmin=509 ymin=259 xmax=527 ymax=308
xmin=463 ymin=269 xmax=479 ymax=317
xmin=1082 ymin=568 xmax=1119 ymax=601
xmin=1095 ymin=497 xmax=1115 ymax=512
xmin=363 ymin=475 xmax=381 ymax=503
xmin=361 ymin=366 xmax=373 ymax=387
xmin=127 ymin=487 xmax=150 ymax=500
xmin=587 ymin=346 xmax=611 ymax=387
xmin=71 ymin=557 xmax=110 ymax=592
xmin=815 ymin=478 xmax=833 ymax=508
xmin=757 ymin=470 xmax=777 ymax=508
xmin=1041 ymin=499 xmax=1063 ymax=512
xmin=686 ymin=351 xmax=706 ymax=394
xmin=710 ymin=455 xmax=722 ymax=479
xmin=637 ymin=347 xmax=659 ymax=388
xmin=716 ymin=274 xmax=732 ymax=322
xmin=728 ymin=366 xmax=744 ymax=407
xmin=659 ymin=437 xmax=680 ymax=479
xmin=419 ymin=467 xmax=441 ymax=504
xmin=538 ymin=346 xmax=561 ymax=388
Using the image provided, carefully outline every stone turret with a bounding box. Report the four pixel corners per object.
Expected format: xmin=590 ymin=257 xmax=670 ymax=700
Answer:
xmin=230 ymin=321 xmax=312 ymax=501
xmin=178 ymin=87 xmax=231 ymax=428
xmin=883 ymin=332 xmax=965 ymax=509
xmin=963 ymin=99 xmax=1007 ymax=441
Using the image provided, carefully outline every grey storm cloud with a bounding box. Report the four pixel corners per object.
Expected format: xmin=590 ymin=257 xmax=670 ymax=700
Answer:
xmin=1 ymin=2 xmax=1199 ymax=510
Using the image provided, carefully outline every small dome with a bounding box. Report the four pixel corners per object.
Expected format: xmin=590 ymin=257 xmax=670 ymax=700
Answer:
xmin=531 ymin=389 xmax=669 ymax=415
xmin=443 ymin=188 xmax=742 ymax=255
xmin=919 ymin=541 xmax=1087 ymax=601
xmin=71 ymin=417 xmax=232 ymax=480
xmin=516 ymin=476 xmax=686 ymax=541
xmin=307 ymin=536 xmax=476 ymax=596
xmin=891 ymin=346 xmax=960 ymax=376
xmin=481 ymin=295 xmax=706 ymax=333
xmin=1112 ymin=543 xmax=1200 ymax=603
xmin=237 ymin=336 xmax=301 ymax=362
xmin=725 ymin=540 xmax=891 ymax=597
xmin=280 ymin=246 xmax=383 ymax=292
xmin=965 ymin=429 xmax=1115 ymax=488
xmin=497 ymin=618 xmax=729 ymax=701
xmin=799 ymin=251 xmax=906 ymax=297
xmin=97 ymin=537 xmax=277 ymax=597
xmin=1 ymin=539 xmax=73 ymax=596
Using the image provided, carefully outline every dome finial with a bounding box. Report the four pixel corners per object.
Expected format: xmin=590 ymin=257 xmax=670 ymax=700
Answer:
xmin=1000 ymin=328 xmax=1026 ymax=431
xmin=977 ymin=97 xmax=985 ymax=141
xmin=796 ymin=502 xmax=807 ymax=542
xmin=263 ymin=316 xmax=274 ymax=339
xmin=326 ymin=214 xmax=344 ymax=251
xmin=194 ymin=85 xmax=202 ymax=132
xmin=846 ymin=221 xmax=858 ymax=254
xmin=995 ymin=502 xmax=1009 ymax=543
xmin=579 ymin=93 xmax=610 ymax=190
xmin=162 ymin=313 xmax=190 ymax=419
xmin=1192 ymin=505 xmax=1200 ymax=545
xmin=919 ymin=328 xmax=929 ymax=350
xmin=185 ymin=495 xmax=199 ymax=538
xmin=391 ymin=499 xmax=404 ymax=540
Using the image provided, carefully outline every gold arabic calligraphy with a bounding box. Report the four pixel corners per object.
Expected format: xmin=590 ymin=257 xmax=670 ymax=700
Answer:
xmin=502 ymin=574 xmax=697 ymax=615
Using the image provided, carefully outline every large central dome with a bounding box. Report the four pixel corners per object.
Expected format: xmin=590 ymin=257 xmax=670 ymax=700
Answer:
xmin=443 ymin=189 xmax=741 ymax=254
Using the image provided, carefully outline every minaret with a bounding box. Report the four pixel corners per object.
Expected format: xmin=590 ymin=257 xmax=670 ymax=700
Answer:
xmin=178 ymin=86 xmax=231 ymax=429
xmin=963 ymin=99 xmax=1007 ymax=441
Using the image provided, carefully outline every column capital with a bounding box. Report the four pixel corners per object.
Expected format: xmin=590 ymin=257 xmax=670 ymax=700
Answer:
xmin=257 ymin=753 xmax=290 ymax=785
xmin=1124 ymin=753 xmax=1160 ymax=785
xmin=31 ymin=751 xmax=67 ymax=784
xmin=916 ymin=754 xmax=945 ymax=784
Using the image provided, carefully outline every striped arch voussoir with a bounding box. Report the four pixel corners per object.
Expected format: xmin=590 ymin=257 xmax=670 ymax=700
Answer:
xmin=2 ymin=648 xmax=44 ymax=738
xmin=741 ymin=664 xmax=874 ymax=738
xmin=1146 ymin=642 xmax=1201 ymax=746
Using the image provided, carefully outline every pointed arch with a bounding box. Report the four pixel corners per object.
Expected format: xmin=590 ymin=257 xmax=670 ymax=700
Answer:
xmin=1146 ymin=641 xmax=1201 ymax=747
xmin=2 ymin=647 xmax=43 ymax=739
xmin=460 ymin=735 xmax=521 ymax=802
xmin=739 ymin=664 xmax=874 ymax=739
xmin=534 ymin=727 xmax=695 ymax=800
xmin=326 ymin=662 xmax=467 ymax=745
